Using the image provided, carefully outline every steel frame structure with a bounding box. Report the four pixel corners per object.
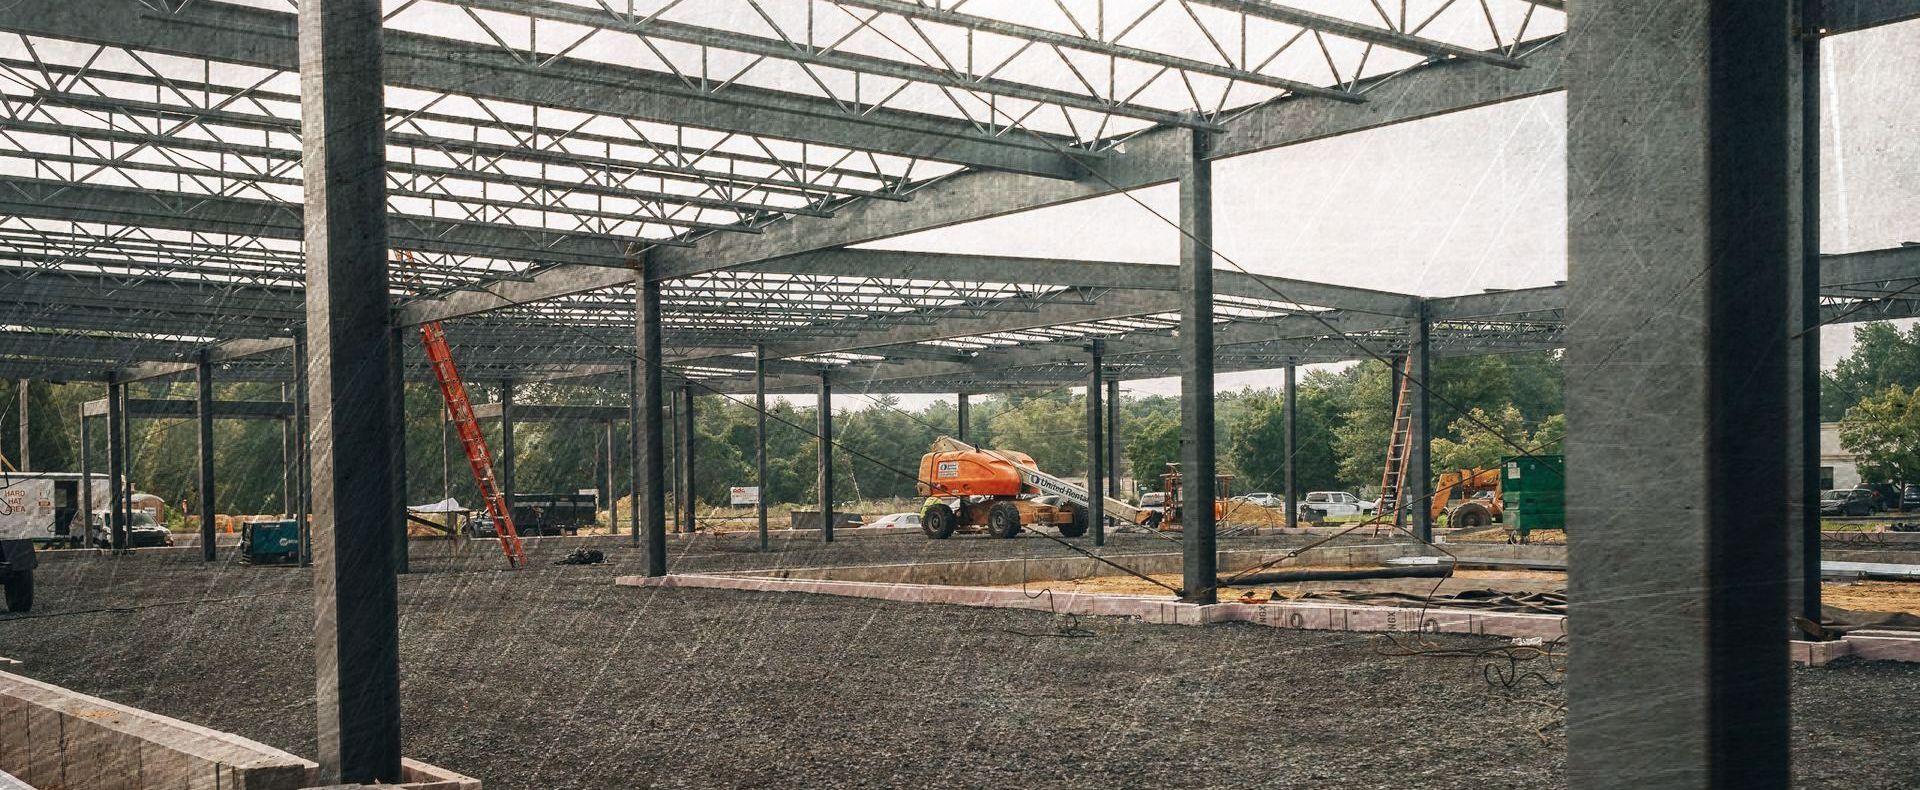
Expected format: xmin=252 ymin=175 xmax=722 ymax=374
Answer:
xmin=0 ymin=0 xmax=1916 ymax=785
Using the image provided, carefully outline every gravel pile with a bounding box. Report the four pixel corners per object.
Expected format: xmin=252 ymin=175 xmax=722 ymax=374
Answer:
xmin=1 ymin=537 xmax=1916 ymax=789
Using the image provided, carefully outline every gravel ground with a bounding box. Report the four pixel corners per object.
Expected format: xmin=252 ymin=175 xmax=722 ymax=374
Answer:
xmin=2 ymin=535 xmax=1917 ymax=789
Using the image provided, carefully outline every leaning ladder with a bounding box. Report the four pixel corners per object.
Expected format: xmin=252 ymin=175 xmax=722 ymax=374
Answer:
xmin=1373 ymin=356 xmax=1416 ymax=530
xmin=420 ymin=321 xmax=528 ymax=568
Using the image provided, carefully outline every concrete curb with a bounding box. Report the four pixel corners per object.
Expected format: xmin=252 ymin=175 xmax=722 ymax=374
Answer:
xmin=618 ymin=574 xmax=1920 ymax=666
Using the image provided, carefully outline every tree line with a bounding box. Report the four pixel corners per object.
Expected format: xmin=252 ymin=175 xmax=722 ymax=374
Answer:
xmin=0 ymin=349 xmax=1569 ymax=514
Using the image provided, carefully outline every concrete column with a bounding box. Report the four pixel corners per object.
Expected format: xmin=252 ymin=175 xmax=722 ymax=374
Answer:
xmin=299 ymin=0 xmax=402 ymax=781
xmin=498 ymin=382 xmax=514 ymax=515
xmin=635 ymin=276 xmax=667 ymax=575
xmin=817 ymin=371 xmax=834 ymax=543
xmin=755 ymin=347 xmax=770 ymax=551
xmin=1284 ymin=362 xmax=1298 ymax=530
xmin=78 ymin=401 xmax=91 ymax=549
xmin=956 ymin=393 xmax=969 ymax=443
xmin=1177 ymin=127 xmax=1217 ymax=604
xmin=389 ymin=328 xmax=409 ymax=575
xmin=1565 ymin=1 xmax=1800 ymax=787
xmin=105 ymin=376 xmax=125 ymax=552
xmin=1106 ymin=379 xmax=1121 ymax=498
xmin=681 ymin=384 xmax=697 ymax=533
xmin=1407 ymin=307 xmax=1433 ymax=542
xmin=1793 ymin=6 xmax=1823 ymax=627
xmin=1086 ymin=341 xmax=1105 ymax=546
xmin=196 ymin=351 xmax=216 ymax=562
xmin=16 ymin=379 xmax=27 ymax=471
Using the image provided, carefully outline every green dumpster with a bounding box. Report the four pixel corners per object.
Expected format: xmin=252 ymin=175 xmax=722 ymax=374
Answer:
xmin=1501 ymin=454 xmax=1565 ymax=539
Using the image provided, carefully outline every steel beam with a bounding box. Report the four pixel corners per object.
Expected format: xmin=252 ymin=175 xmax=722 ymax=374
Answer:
xmin=82 ymin=398 xmax=296 ymax=419
xmin=397 ymin=39 xmax=1566 ymax=325
xmin=1178 ymin=128 xmax=1217 ymax=605
xmin=1813 ymin=0 xmax=1920 ymax=33
xmin=1187 ymin=1 xmax=1525 ymax=68
xmin=301 ymin=2 xmax=402 ymax=783
xmin=195 ymin=353 xmax=215 ymax=562
xmin=0 ymin=177 xmax=644 ymax=269
xmin=1565 ymin=1 xmax=1798 ymax=787
xmin=0 ymin=0 xmax=1080 ymax=177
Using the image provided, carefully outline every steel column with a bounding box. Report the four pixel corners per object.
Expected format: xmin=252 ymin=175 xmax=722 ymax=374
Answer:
xmin=1106 ymin=380 xmax=1122 ymax=498
xmin=1284 ymin=362 xmax=1298 ymax=530
xmin=1565 ymin=1 xmax=1799 ymax=787
xmin=105 ymin=376 xmax=125 ymax=552
xmin=1795 ymin=5 xmax=1824 ymax=627
xmin=818 ymin=372 xmax=835 ymax=543
xmin=390 ymin=328 xmax=408 ymax=575
xmin=1177 ymin=128 xmax=1217 ymax=604
xmin=1086 ymin=341 xmax=1105 ymax=546
xmin=1408 ymin=307 xmax=1433 ymax=542
xmin=956 ymin=393 xmax=969 ymax=442
xmin=295 ymin=335 xmax=311 ymax=567
xmin=635 ymin=276 xmax=667 ymax=575
xmin=669 ymin=393 xmax=681 ymax=527
xmin=681 ymin=385 xmax=697 ymax=533
xmin=300 ymin=0 xmax=402 ymax=781
xmin=602 ymin=421 xmax=615 ymax=534
xmin=16 ymin=380 xmax=27 ymax=471
xmin=195 ymin=352 xmax=216 ymax=562
xmin=499 ymin=382 xmax=515 ymax=515
xmin=755 ymin=347 xmax=770 ymax=552
xmin=78 ymin=400 xmax=91 ymax=549
xmin=1388 ymin=353 xmax=1406 ymax=529
xmin=627 ymin=359 xmax=641 ymax=546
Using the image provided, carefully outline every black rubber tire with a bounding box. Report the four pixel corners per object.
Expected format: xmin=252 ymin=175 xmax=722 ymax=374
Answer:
xmin=921 ymin=503 xmax=956 ymax=539
xmin=987 ymin=501 xmax=1023 ymax=539
xmin=1453 ymin=502 xmax=1492 ymax=530
xmin=3 ymin=570 xmax=32 ymax=613
xmin=1055 ymin=507 xmax=1088 ymax=538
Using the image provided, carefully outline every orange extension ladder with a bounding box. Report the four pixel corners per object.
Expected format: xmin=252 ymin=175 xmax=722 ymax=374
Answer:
xmin=421 ymin=320 xmax=528 ymax=568
xmin=1373 ymin=356 xmax=1416 ymax=530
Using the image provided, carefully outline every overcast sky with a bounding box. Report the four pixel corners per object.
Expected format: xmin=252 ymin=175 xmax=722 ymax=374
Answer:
xmin=834 ymin=21 xmax=1920 ymax=410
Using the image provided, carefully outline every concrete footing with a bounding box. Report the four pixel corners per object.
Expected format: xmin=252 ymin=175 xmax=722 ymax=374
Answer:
xmin=0 ymin=671 xmax=477 ymax=789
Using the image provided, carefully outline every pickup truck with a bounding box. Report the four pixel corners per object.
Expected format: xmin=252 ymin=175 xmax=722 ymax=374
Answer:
xmin=1297 ymin=491 xmax=1377 ymax=520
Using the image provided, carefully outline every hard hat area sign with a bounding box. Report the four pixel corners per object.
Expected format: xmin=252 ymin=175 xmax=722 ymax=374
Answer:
xmin=730 ymin=486 xmax=760 ymax=505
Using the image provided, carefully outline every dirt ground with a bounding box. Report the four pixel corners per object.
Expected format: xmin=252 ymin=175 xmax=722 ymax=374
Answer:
xmin=3 ymin=536 xmax=1919 ymax=789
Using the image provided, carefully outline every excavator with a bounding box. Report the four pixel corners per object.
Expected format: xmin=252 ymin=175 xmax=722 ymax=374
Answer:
xmin=916 ymin=436 xmax=1145 ymax=539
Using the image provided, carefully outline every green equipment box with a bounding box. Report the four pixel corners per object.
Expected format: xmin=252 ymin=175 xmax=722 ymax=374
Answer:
xmin=239 ymin=520 xmax=302 ymax=564
xmin=1501 ymin=454 xmax=1565 ymax=538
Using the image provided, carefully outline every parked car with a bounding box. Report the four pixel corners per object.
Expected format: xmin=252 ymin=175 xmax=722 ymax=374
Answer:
xmin=1905 ymin=485 xmax=1920 ymax=511
xmin=89 ymin=510 xmax=174 ymax=547
xmin=868 ymin=512 xmax=921 ymax=529
xmin=1236 ymin=492 xmax=1283 ymax=508
xmin=1820 ymin=488 xmax=1876 ymax=517
xmin=1298 ymin=491 xmax=1375 ymax=519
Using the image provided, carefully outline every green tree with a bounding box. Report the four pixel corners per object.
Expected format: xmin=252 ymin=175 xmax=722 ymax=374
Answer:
xmin=1125 ymin=411 xmax=1180 ymax=493
xmin=984 ymin=394 xmax=1086 ymax=475
xmin=1429 ymin=406 xmax=1565 ymax=471
xmin=1823 ymin=322 xmax=1920 ymax=420
xmin=1838 ymin=385 xmax=1920 ymax=486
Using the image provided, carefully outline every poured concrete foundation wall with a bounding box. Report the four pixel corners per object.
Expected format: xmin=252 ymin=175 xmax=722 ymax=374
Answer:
xmin=0 ymin=670 xmax=316 ymax=789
